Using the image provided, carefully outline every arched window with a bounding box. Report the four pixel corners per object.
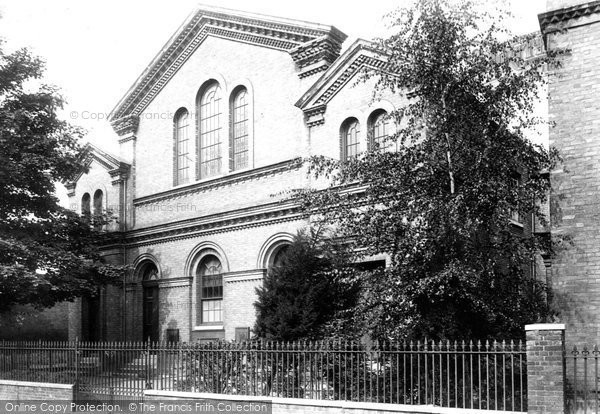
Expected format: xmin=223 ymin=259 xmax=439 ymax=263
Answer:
xmin=197 ymin=255 xmax=223 ymax=323
xmin=142 ymin=263 xmax=159 ymax=281
xmin=174 ymin=109 xmax=190 ymax=185
xmin=369 ymin=110 xmax=392 ymax=150
xmin=269 ymin=245 xmax=290 ymax=270
xmin=198 ymin=83 xmax=222 ymax=179
xmin=93 ymin=190 xmax=103 ymax=230
xmin=341 ymin=118 xmax=360 ymax=161
xmin=81 ymin=193 xmax=91 ymax=221
xmin=230 ymin=87 xmax=249 ymax=171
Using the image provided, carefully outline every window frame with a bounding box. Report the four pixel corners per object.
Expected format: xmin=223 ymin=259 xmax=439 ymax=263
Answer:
xmin=198 ymin=83 xmax=223 ymax=180
xmin=92 ymin=189 xmax=103 ymax=230
xmin=341 ymin=117 xmax=361 ymax=161
xmin=230 ymin=87 xmax=250 ymax=172
xmin=173 ymin=108 xmax=191 ymax=186
xmin=368 ymin=110 xmax=392 ymax=151
xmin=197 ymin=255 xmax=223 ymax=324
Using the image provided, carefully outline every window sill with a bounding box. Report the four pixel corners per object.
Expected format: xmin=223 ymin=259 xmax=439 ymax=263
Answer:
xmin=193 ymin=325 xmax=224 ymax=331
xmin=509 ymin=219 xmax=524 ymax=228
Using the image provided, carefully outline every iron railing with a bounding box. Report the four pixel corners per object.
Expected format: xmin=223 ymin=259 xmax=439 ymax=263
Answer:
xmin=566 ymin=345 xmax=600 ymax=414
xmin=0 ymin=340 xmax=525 ymax=410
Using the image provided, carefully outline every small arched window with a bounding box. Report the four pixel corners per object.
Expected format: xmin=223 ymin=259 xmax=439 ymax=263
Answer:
xmin=174 ymin=109 xmax=190 ymax=185
xmin=198 ymin=83 xmax=222 ymax=179
xmin=81 ymin=193 xmax=91 ymax=221
xmin=341 ymin=118 xmax=360 ymax=161
xmin=230 ymin=87 xmax=249 ymax=171
xmin=93 ymin=190 xmax=103 ymax=230
xmin=142 ymin=263 xmax=159 ymax=281
xmin=368 ymin=110 xmax=392 ymax=150
xmin=197 ymin=255 xmax=223 ymax=323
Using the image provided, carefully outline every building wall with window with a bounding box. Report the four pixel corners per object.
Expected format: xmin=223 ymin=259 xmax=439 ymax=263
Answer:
xmin=132 ymin=35 xmax=307 ymax=201
xmin=66 ymin=6 xmax=367 ymax=342
xmin=64 ymin=3 xmax=593 ymax=344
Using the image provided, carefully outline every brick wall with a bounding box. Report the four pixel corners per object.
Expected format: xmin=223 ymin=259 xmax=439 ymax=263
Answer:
xmin=545 ymin=3 xmax=600 ymax=344
xmin=0 ymin=303 xmax=69 ymax=340
xmin=525 ymin=324 xmax=566 ymax=414
xmin=0 ymin=380 xmax=73 ymax=400
xmin=133 ymin=35 xmax=307 ymax=201
xmin=124 ymin=220 xmax=306 ymax=341
xmin=145 ymin=390 xmax=460 ymax=414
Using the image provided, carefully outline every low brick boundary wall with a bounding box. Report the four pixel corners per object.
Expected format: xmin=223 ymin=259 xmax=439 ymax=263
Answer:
xmin=145 ymin=390 xmax=525 ymax=414
xmin=0 ymin=379 xmax=74 ymax=400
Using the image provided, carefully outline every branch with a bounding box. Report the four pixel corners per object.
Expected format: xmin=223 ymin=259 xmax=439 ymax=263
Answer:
xmin=441 ymin=86 xmax=455 ymax=194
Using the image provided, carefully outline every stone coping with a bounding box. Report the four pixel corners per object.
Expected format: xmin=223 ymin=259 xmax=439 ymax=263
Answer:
xmin=525 ymin=323 xmax=566 ymax=331
xmin=144 ymin=390 xmax=523 ymax=414
xmin=0 ymin=379 xmax=73 ymax=389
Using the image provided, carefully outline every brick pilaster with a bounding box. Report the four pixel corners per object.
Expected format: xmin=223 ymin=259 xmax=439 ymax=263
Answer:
xmin=525 ymin=323 xmax=566 ymax=414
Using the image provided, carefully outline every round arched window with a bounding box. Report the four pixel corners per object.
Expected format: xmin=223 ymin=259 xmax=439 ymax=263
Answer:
xmin=197 ymin=255 xmax=223 ymax=323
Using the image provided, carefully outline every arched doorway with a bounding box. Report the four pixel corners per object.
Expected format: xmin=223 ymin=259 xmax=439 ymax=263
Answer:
xmin=141 ymin=263 xmax=159 ymax=342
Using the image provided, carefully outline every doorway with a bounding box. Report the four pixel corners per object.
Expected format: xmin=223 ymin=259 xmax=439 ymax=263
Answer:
xmin=141 ymin=263 xmax=160 ymax=342
xmin=143 ymin=285 xmax=159 ymax=342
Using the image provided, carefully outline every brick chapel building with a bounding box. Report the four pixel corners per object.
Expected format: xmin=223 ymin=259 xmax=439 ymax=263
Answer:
xmin=65 ymin=5 xmax=398 ymax=343
xmin=62 ymin=0 xmax=600 ymax=345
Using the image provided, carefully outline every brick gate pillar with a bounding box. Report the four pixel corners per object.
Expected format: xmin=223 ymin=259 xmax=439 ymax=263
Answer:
xmin=525 ymin=323 xmax=566 ymax=414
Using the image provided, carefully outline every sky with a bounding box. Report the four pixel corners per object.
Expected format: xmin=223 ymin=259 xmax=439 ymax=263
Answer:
xmin=0 ymin=0 xmax=547 ymax=155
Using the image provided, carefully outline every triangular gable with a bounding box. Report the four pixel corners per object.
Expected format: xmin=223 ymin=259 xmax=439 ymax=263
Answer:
xmin=108 ymin=5 xmax=347 ymax=132
xmin=65 ymin=144 xmax=131 ymax=196
xmin=296 ymin=39 xmax=389 ymax=127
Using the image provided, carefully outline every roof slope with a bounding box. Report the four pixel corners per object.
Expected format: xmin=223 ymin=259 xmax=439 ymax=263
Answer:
xmin=108 ymin=4 xmax=347 ymax=133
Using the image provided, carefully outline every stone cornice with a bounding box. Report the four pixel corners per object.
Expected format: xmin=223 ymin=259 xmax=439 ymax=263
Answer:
xmin=122 ymin=200 xmax=306 ymax=248
xmin=97 ymin=182 xmax=367 ymax=250
xmin=133 ymin=158 xmax=302 ymax=207
xmin=539 ymin=0 xmax=600 ymax=33
xmin=108 ymin=6 xmax=346 ymax=127
xmin=68 ymin=144 xmax=131 ymax=192
xmin=304 ymin=104 xmax=327 ymax=127
xmin=296 ymin=39 xmax=389 ymax=124
xmin=109 ymin=164 xmax=131 ymax=186
xmin=223 ymin=269 xmax=265 ymax=283
xmin=111 ymin=114 xmax=140 ymax=137
xmin=65 ymin=181 xmax=77 ymax=197
xmin=158 ymin=276 xmax=192 ymax=289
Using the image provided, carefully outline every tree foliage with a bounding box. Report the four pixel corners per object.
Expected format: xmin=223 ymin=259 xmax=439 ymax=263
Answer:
xmin=0 ymin=41 xmax=123 ymax=312
xmin=253 ymin=229 xmax=359 ymax=341
xmin=296 ymin=0 xmax=561 ymax=340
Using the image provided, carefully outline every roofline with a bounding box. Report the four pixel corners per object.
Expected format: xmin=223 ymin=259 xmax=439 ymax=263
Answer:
xmin=108 ymin=7 xmax=200 ymax=120
xmin=194 ymin=3 xmax=343 ymax=36
xmin=295 ymin=38 xmax=387 ymax=109
xmin=108 ymin=5 xmax=347 ymax=122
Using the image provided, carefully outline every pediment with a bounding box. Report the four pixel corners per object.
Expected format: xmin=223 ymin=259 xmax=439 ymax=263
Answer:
xmin=65 ymin=144 xmax=130 ymax=195
xmin=295 ymin=39 xmax=389 ymax=127
xmin=108 ymin=5 xmax=347 ymax=134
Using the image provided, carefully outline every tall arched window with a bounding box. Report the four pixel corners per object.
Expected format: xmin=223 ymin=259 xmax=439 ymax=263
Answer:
xmin=174 ymin=109 xmax=190 ymax=185
xmin=197 ymin=255 xmax=223 ymax=323
xmin=369 ymin=110 xmax=392 ymax=150
xmin=93 ymin=190 xmax=103 ymax=230
xmin=81 ymin=193 xmax=91 ymax=221
xmin=198 ymin=83 xmax=222 ymax=179
xmin=230 ymin=87 xmax=249 ymax=171
xmin=341 ymin=118 xmax=360 ymax=161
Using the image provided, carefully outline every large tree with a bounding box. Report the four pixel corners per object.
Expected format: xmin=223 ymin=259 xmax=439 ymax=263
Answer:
xmin=0 ymin=42 xmax=122 ymax=312
xmin=254 ymin=228 xmax=359 ymax=341
xmin=297 ymin=0 xmax=561 ymax=340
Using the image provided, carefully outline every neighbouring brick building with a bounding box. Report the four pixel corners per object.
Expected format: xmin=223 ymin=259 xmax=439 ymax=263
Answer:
xmin=540 ymin=0 xmax=600 ymax=345
xmin=63 ymin=1 xmax=600 ymax=345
